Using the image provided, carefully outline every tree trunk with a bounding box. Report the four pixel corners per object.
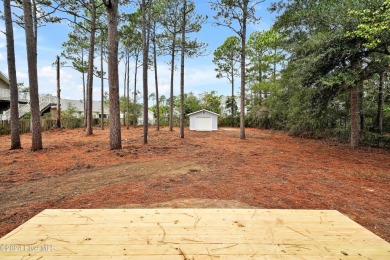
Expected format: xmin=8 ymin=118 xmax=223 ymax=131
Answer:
xmin=4 ymin=0 xmax=21 ymax=149
xmin=273 ymin=47 xmax=277 ymax=83
xmin=231 ymin=59 xmax=234 ymax=126
xmin=133 ymin=56 xmax=138 ymax=128
xmin=100 ymin=40 xmax=104 ymax=130
xmin=153 ymin=21 xmax=160 ymax=131
xmin=56 ymin=55 xmax=61 ymax=128
xmin=32 ymin=0 xmax=38 ymax=54
xmin=123 ymin=49 xmax=127 ymax=127
xmin=169 ymin=24 xmax=177 ymax=131
xmin=86 ymin=0 xmax=96 ymax=136
xmin=376 ymin=72 xmax=384 ymax=134
xmin=359 ymin=86 xmax=365 ymax=131
xmin=179 ymin=0 xmax=186 ymax=139
xmin=258 ymin=54 xmax=263 ymax=100
xmin=126 ymin=51 xmax=130 ymax=130
xmin=142 ymin=0 xmax=149 ymax=144
xmin=106 ymin=0 xmax=122 ymax=150
xmin=350 ymin=83 xmax=360 ymax=148
xmin=82 ymin=50 xmax=86 ymax=127
xmin=240 ymin=2 xmax=247 ymax=139
xmin=23 ymin=0 xmax=42 ymax=151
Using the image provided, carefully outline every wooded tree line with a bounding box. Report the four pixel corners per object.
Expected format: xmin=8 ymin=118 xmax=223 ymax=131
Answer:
xmin=274 ymin=0 xmax=389 ymax=148
xmin=213 ymin=0 xmax=389 ymax=148
xmin=2 ymin=0 xmax=389 ymax=151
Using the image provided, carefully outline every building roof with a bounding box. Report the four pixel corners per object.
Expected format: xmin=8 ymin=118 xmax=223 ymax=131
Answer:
xmin=0 ymin=71 xmax=10 ymax=86
xmin=187 ymin=109 xmax=219 ymax=117
xmin=59 ymin=98 xmax=110 ymax=114
xmin=58 ymin=98 xmax=154 ymax=116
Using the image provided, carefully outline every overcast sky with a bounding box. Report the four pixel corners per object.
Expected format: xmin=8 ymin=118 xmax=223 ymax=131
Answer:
xmin=0 ymin=0 xmax=276 ymax=103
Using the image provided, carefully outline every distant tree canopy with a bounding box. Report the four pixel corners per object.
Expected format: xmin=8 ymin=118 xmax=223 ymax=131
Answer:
xmin=170 ymin=91 xmax=222 ymax=116
xmin=213 ymin=36 xmax=241 ymax=84
xmin=208 ymin=0 xmax=389 ymax=146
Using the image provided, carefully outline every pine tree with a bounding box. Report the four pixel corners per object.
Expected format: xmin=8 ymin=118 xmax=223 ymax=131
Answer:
xmin=23 ymin=0 xmax=42 ymax=151
xmin=3 ymin=0 xmax=21 ymax=149
xmin=211 ymin=0 xmax=264 ymax=139
xmin=104 ymin=0 xmax=122 ymax=149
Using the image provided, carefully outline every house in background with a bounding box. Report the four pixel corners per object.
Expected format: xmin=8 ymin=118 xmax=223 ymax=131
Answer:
xmin=0 ymin=71 xmax=155 ymax=125
xmin=0 ymin=70 xmax=154 ymax=124
xmin=49 ymin=97 xmax=155 ymax=125
xmin=0 ymin=72 xmax=30 ymax=119
xmin=0 ymin=72 xmax=10 ymax=115
xmin=0 ymin=72 xmax=9 ymax=90
xmin=137 ymin=110 xmax=155 ymax=125
xmin=220 ymin=96 xmax=239 ymax=117
xmin=49 ymin=98 xmax=110 ymax=119
xmin=219 ymin=95 xmax=248 ymax=117
xmin=188 ymin=109 xmax=219 ymax=131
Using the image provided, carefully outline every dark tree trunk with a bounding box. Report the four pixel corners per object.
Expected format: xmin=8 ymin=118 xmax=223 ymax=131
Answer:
xmin=179 ymin=0 xmax=186 ymax=139
xmin=82 ymin=51 xmax=86 ymax=127
xmin=258 ymin=55 xmax=263 ymax=100
xmin=126 ymin=51 xmax=130 ymax=129
xmin=100 ymin=40 xmax=104 ymax=130
xmin=23 ymin=0 xmax=42 ymax=151
xmin=359 ymin=87 xmax=365 ymax=131
xmin=350 ymin=83 xmax=360 ymax=148
xmin=4 ymin=0 xmax=21 ymax=149
xmin=169 ymin=23 xmax=177 ymax=132
xmin=123 ymin=49 xmax=127 ymax=127
xmin=240 ymin=2 xmax=247 ymax=139
xmin=106 ymin=0 xmax=122 ymax=150
xmin=142 ymin=0 xmax=149 ymax=144
xmin=56 ymin=55 xmax=61 ymax=128
xmin=86 ymin=0 xmax=97 ymax=136
xmin=376 ymin=72 xmax=384 ymax=134
xmin=231 ymin=58 xmax=234 ymax=126
xmin=273 ymin=47 xmax=277 ymax=83
xmin=32 ymin=0 xmax=37 ymax=52
xmin=153 ymin=21 xmax=160 ymax=131
xmin=133 ymin=56 xmax=138 ymax=128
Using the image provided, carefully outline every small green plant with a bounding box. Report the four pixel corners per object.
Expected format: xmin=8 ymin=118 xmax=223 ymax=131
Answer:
xmin=22 ymin=112 xmax=31 ymax=120
xmin=61 ymin=103 xmax=78 ymax=119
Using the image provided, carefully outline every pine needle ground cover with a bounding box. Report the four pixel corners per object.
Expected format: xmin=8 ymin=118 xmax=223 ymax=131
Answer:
xmin=0 ymin=127 xmax=389 ymax=242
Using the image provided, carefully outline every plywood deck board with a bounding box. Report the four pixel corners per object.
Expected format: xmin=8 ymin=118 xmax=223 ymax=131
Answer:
xmin=0 ymin=256 xmax=365 ymax=260
xmin=1 ymin=209 xmax=389 ymax=259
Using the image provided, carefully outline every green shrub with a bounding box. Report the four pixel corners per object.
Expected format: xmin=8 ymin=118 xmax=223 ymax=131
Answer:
xmin=22 ymin=112 xmax=31 ymax=120
xmin=361 ymin=132 xmax=390 ymax=148
xmin=219 ymin=116 xmax=240 ymax=127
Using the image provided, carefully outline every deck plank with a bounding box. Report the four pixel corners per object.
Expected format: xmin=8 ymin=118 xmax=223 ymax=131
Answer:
xmin=1 ymin=209 xmax=389 ymax=259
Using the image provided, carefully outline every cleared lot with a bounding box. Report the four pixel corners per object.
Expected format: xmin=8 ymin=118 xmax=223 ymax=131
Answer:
xmin=0 ymin=127 xmax=389 ymax=241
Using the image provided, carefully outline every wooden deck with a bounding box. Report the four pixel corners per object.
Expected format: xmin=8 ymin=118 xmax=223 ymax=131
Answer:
xmin=0 ymin=209 xmax=389 ymax=259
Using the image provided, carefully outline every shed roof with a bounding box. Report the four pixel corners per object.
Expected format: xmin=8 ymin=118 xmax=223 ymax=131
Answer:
xmin=187 ymin=109 xmax=219 ymax=117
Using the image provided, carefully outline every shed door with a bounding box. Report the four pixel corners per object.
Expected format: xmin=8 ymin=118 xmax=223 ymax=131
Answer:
xmin=196 ymin=117 xmax=212 ymax=131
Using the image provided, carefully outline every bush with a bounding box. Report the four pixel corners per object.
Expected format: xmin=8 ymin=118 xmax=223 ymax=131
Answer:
xmin=93 ymin=118 xmax=100 ymax=125
xmin=361 ymin=132 xmax=390 ymax=148
xmin=0 ymin=122 xmax=10 ymax=135
xmin=22 ymin=112 xmax=31 ymax=120
xmin=219 ymin=116 xmax=240 ymax=127
xmin=62 ymin=118 xmax=83 ymax=129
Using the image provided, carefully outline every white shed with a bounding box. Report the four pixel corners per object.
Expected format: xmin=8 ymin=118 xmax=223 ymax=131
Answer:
xmin=188 ymin=109 xmax=219 ymax=131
